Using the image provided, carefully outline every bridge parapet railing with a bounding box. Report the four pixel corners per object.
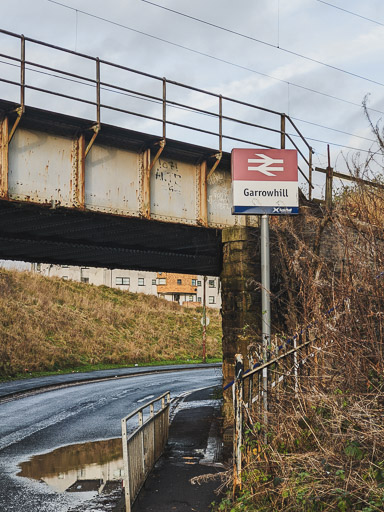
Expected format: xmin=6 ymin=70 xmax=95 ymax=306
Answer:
xmin=121 ymin=391 xmax=170 ymax=512
xmin=0 ymin=28 xmax=314 ymax=197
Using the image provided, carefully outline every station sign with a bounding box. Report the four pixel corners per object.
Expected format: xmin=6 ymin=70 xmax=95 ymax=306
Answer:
xmin=231 ymin=148 xmax=299 ymax=215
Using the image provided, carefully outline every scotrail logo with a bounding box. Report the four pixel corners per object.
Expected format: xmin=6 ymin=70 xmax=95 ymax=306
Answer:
xmin=273 ymin=207 xmax=293 ymax=214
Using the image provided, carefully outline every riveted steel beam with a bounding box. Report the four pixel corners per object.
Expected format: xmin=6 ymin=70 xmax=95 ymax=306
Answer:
xmin=140 ymin=139 xmax=166 ymax=220
xmin=73 ymin=134 xmax=85 ymax=209
xmin=0 ymin=116 xmax=9 ymax=199
xmin=198 ymin=160 xmax=208 ymax=227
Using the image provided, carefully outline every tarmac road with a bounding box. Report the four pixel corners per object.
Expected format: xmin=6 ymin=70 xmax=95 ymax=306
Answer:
xmin=0 ymin=366 xmax=222 ymax=512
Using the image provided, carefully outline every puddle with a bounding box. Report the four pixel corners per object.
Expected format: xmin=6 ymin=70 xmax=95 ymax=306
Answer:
xmin=17 ymin=438 xmax=124 ymax=494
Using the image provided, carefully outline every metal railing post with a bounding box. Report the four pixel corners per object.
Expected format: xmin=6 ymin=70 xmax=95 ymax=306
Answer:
xmin=219 ymin=95 xmax=223 ymax=152
xmin=20 ymin=35 xmax=25 ymax=111
xmin=121 ymin=417 xmax=131 ymax=512
xmin=162 ymin=78 xmax=166 ymax=139
xmin=280 ymin=114 xmax=285 ymax=150
xmin=96 ymin=58 xmax=101 ymax=126
xmin=309 ymin=148 xmax=313 ymax=200
xmin=233 ymin=353 xmax=244 ymax=491
xmin=248 ymin=373 xmax=253 ymax=413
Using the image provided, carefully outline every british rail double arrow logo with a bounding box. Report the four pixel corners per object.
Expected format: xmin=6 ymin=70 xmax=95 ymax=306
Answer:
xmin=247 ymin=154 xmax=284 ymax=177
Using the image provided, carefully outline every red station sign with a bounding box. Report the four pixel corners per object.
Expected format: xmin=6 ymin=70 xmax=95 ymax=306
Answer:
xmin=231 ymin=148 xmax=299 ymax=215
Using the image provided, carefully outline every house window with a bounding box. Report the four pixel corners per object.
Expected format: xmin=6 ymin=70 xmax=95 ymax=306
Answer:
xmin=81 ymin=277 xmax=89 ymax=284
xmin=189 ymin=295 xmax=194 ymax=301
xmin=197 ymin=297 xmax=202 ymax=303
xmin=177 ymin=279 xmax=182 ymax=285
xmin=152 ymin=279 xmax=157 ymax=285
xmin=208 ymin=296 xmax=215 ymax=304
xmin=191 ymin=279 xmax=197 ymax=286
xmin=158 ymin=278 xmax=166 ymax=285
xmin=209 ymin=279 xmax=215 ymax=288
xmin=197 ymin=280 xmax=201 ymax=286
xmin=116 ymin=277 xmax=130 ymax=285
xmin=138 ymin=278 xmax=145 ymax=286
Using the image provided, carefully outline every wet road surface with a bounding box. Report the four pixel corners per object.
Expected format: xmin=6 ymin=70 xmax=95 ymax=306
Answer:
xmin=0 ymin=367 xmax=222 ymax=511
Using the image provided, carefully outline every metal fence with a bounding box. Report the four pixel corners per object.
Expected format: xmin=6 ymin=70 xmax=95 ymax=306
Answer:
xmin=231 ymin=330 xmax=322 ymax=488
xmin=121 ymin=391 xmax=170 ymax=511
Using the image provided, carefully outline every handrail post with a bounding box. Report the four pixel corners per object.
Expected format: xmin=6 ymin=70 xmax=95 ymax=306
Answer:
xmin=280 ymin=114 xmax=285 ymax=150
xmin=309 ymin=148 xmax=313 ymax=201
xmin=233 ymin=353 xmax=244 ymax=492
xmin=121 ymin=417 xmax=131 ymax=512
xmin=96 ymin=58 xmax=101 ymax=126
xmin=219 ymin=95 xmax=223 ymax=152
xmin=325 ymin=144 xmax=333 ymax=211
xmin=248 ymin=373 xmax=253 ymax=413
xmin=20 ymin=35 xmax=25 ymax=112
xmin=162 ymin=78 xmax=166 ymax=139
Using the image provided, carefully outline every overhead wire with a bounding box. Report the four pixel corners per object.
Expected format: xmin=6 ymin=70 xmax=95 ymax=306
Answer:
xmin=44 ymin=0 xmax=384 ymax=118
xmin=315 ymin=0 xmax=384 ymax=28
xmin=138 ymin=0 xmax=384 ymax=88
xmin=0 ymin=0 xmax=378 ymax=155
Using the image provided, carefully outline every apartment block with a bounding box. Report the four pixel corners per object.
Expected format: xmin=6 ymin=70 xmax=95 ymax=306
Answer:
xmin=32 ymin=264 xmax=221 ymax=309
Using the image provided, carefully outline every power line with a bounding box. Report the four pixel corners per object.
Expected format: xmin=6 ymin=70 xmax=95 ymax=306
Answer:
xmin=45 ymin=0 xmax=384 ymax=119
xmin=315 ymin=0 xmax=384 ymax=28
xmin=139 ymin=0 xmax=384 ymax=88
xmin=291 ymin=116 xmax=376 ymax=143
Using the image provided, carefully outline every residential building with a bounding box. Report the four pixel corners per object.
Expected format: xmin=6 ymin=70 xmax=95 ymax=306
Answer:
xmin=32 ymin=264 xmax=221 ymax=309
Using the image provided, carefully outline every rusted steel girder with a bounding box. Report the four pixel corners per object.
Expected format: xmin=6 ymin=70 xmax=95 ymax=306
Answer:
xmin=0 ymin=116 xmax=8 ymax=199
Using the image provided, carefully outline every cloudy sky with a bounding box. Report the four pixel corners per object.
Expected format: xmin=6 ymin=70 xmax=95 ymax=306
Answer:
xmin=1 ymin=0 xmax=384 ymax=196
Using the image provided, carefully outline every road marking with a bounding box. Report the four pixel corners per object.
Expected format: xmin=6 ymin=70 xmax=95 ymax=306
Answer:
xmin=137 ymin=394 xmax=155 ymax=402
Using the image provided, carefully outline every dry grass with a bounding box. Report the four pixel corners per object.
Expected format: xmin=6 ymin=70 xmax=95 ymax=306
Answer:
xmin=0 ymin=269 xmax=222 ymax=378
xmin=216 ymin=181 xmax=384 ymax=511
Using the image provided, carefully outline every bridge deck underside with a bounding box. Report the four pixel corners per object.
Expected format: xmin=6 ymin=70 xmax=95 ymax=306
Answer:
xmin=0 ymin=200 xmax=222 ymax=275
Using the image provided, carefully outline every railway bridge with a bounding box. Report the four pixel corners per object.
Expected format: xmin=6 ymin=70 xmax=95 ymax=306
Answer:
xmin=0 ymin=29 xmax=316 ymax=393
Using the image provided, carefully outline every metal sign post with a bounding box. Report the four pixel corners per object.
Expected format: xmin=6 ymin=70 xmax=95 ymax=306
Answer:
xmin=202 ymin=275 xmax=207 ymax=363
xmin=260 ymin=214 xmax=270 ymax=425
xmin=231 ymin=147 xmax=299 ymax=430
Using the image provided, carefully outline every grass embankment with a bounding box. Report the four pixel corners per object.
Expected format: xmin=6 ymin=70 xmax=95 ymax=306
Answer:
xmin=0 ymin=269 xmax=222 ymax=380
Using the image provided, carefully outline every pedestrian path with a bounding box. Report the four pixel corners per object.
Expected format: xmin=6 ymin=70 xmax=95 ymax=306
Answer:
xmin=132 ymin=386 xmax=224 ymax=512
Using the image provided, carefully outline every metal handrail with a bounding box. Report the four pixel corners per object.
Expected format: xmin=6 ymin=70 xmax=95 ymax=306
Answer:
xmin=121 ymin=390 xmax=170 ymax=423
xmin=0 ymin=28 xmax=314 ymax=194
xmin=121 ymin=391 xmax=171 ymax=512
